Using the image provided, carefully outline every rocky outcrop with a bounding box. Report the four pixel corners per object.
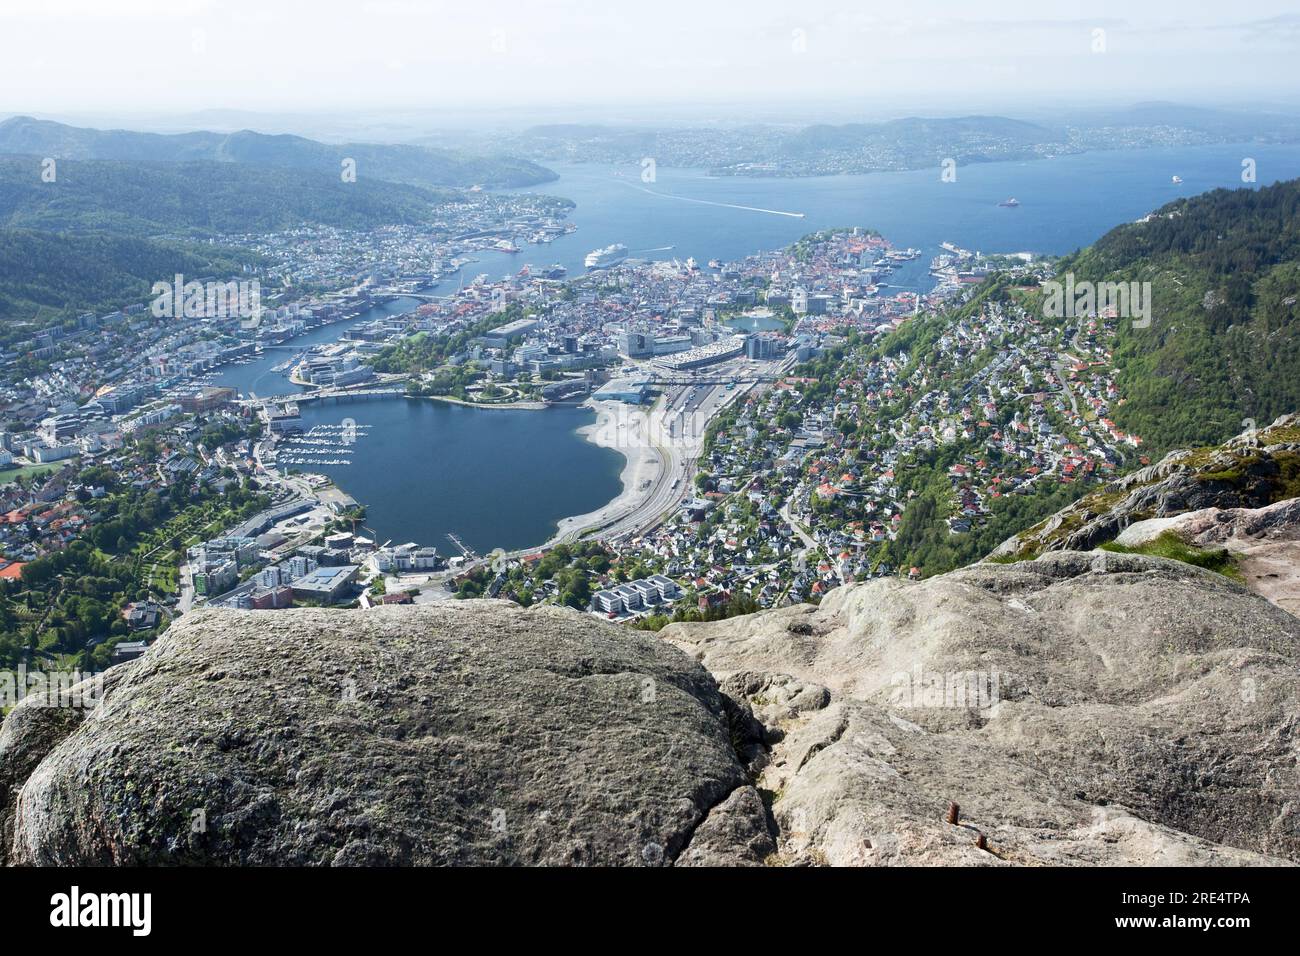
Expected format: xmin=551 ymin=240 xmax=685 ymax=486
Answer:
xmin=662 ymin=551 xmax=1300 ymax=866
xmin=1116 ymin=497 xmax=1300 ymax=616
xmin=991 ymin=413 xmax=1300 ymax=560
xmin=1116 ymin=495 xmax=1300 ymax=549
xmin=5 ymin=554 xmax=1298 ymax=867
xmin=3 ymin=602 xmax=772 ymax=866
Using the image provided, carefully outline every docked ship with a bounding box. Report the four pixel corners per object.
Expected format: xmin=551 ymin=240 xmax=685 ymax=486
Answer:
xmin=998 ymin=197 xmax=1020 ymax=207
xmin=540 ymin=264 xmax=567 ymax=279
xmin=584 ymin=243 xmax=628 ymax=269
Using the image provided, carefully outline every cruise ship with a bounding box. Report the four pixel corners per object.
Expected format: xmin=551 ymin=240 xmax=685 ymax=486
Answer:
xmin=585 ymin=243 xmax=628 ymax=269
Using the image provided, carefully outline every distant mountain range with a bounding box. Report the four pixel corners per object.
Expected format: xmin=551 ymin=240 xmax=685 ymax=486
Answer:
xmin=498 ymin=103 xmax=1300 ymax=176
xmin=1066 ymin=101 xmax=1300 ymax=143
xmin=0 ymin=116 xmax=557 ymax=189
xmin=505 ymin=114 xmax=1068 ymax=173
xmin=787 ymin=114 xmax=1067 ymax=151
xmin=0 ymin=155 xmax=459 ymax=237
xmin=0 ymin=151 xmax=481 ymax=326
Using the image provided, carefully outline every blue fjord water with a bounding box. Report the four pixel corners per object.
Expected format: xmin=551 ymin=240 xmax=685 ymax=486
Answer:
xmin=220 ymin=144 xmax=1300 ymax=553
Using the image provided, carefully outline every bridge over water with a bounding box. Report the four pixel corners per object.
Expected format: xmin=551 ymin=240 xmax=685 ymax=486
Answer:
xmin=239 ymin=386 xmax=407 ymax=407
xmin=369 ymin=288 xmax=452 ymax=302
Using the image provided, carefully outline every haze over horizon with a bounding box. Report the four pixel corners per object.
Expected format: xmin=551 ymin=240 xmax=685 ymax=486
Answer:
xmin=4 ymin=0 xmax=1300 ymax=128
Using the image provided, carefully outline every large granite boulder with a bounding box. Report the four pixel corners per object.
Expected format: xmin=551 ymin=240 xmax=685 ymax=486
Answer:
xmin=4 ymin=602 xmax=769 ymax=866
xmin=7 ymin=552 xmax=1298 ymax=867
xmin=0 ymin=668 xmax=127 ymax=861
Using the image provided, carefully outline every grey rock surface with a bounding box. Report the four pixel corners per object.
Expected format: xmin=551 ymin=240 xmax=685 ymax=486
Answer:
xmin=1116 ymin=496 xmax=1300 ymax=550
xmin=7 ymin=602 xmax=767 ymax=866
xmin=0 ymin=669 xmax=125 ymax=865
xmin=7 ymin=552 xmax=1298 ymax=867
xmin=662 ymin=551 xmax=1300 ymax=866
xmin=675 ymin=785 xmax=776 ymax=866
xmin=1116 ymin=497 xmax=1300 ymax=616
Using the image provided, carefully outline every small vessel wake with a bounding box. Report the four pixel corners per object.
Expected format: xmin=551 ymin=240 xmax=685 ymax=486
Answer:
xmin=621 ymin=180 xmax=805 ymax=218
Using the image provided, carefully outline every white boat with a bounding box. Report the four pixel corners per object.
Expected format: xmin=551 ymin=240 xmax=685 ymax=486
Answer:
xmin=1171 ymin=175 xmax=1183 ymax=185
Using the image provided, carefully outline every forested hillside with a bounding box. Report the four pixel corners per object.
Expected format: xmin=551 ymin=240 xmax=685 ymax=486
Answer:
xmin=0 ymin=229 xmax=252 ymax=330
xmin=787 ymin=181 xmax=1300 ymax=579
xmin=0 ymin=153 xmax=463 ymax=328
xmin=0 ymin=156 xmax=456 ymax=236
xmin=1061 ymin=178 xmax=1300 ymax=453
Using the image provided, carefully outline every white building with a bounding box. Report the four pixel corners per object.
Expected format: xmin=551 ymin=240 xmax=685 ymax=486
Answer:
xmin=367 ymin=542 xmax=440 ymax=574
xmin=591 ymin=575 xmax=682 ymax=616
xmin=791 ymin=287 xmax=808 ymax=315
xmin=32 ymin=443 xmax=78 ymax=463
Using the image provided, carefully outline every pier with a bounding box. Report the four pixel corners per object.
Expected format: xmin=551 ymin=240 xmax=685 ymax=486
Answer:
xmin=446 ymin=532 xmax=477 ymax=560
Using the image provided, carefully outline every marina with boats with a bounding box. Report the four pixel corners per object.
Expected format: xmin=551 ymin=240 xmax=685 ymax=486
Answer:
xmin=264 ymin=422 xmax=371 ymax=469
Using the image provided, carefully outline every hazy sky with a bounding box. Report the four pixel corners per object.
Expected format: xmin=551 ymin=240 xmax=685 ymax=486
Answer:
xmin=4 ymin=0 xmax=1300 ymax=120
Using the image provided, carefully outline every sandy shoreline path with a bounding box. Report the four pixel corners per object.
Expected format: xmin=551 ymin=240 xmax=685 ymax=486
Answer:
xmin=538 ymin=382 xmax=754 ymax=552
xmin=548 ymin=399 xmax=671 ymax=545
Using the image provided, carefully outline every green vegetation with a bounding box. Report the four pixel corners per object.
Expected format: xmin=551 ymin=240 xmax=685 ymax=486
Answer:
xmin=775 ymin=180 xmax=1300 ymax=577
xmin=453 ymin=540 xmax=611 ymax=609
xmin=1060 ymin=178 xmax=1300 ymax=455
xmin=375 ymin=304 xmax=536 ymax=388
xmin=0 ymin=228 xmax=253 ymax=331
xmin=199 ymin=419 xmax=262 ymax=451
xmin=0 ymin=541 xmax=145 ymax=673
xmin=0 ymin=156 xmax=460 ymax=237
xmin=0 ymin=463 xmax=61 ymax=487
xmin=631 ymin=592 xmax=760 ymax=631
xmin=0 ymin=470 xmax=270 ymax=673
xmin=991 ymin=417 xmax=1300 ymax=562
xmin=1100 ymin=531 xmax=1242 ymax=581
xmin=886 ymin=466 xmax=1087 ymax=576
xmin=791 ymin=226 xmax=880 ymax=262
